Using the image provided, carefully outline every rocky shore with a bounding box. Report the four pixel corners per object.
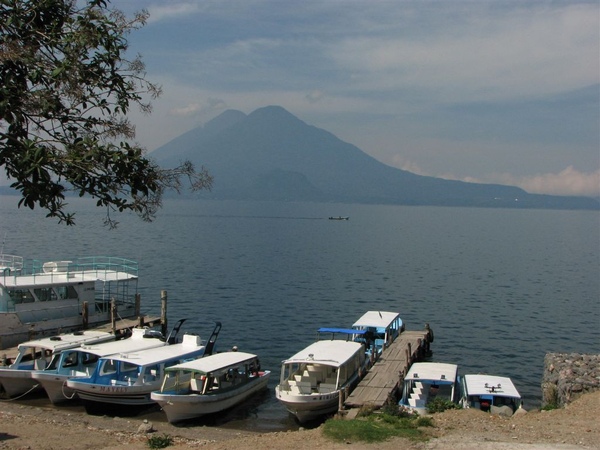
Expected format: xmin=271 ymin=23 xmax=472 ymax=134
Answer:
xmin=542 ymin=353 xmax=600 ymax=407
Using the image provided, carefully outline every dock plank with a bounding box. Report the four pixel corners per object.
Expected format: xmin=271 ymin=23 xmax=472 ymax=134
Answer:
xmin=344 ymin=329 xmax=432 ymax=409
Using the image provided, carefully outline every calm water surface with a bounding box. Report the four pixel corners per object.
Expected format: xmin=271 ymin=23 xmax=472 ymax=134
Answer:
xmin=1 ymin=196 xmax=598 ymax=430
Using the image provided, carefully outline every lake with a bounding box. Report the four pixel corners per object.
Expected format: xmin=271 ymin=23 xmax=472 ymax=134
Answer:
xmin=1 ymin=195 xmax=598 ymax=430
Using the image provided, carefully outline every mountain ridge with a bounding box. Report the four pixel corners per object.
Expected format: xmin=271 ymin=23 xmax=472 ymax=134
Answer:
xmin=150 ymin=106 xmax=598 ymax=210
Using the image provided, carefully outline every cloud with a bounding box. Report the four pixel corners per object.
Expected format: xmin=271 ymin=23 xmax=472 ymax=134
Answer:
xmin=146 ymin=2 xmax=206 ymax=23
xmin=439 ymin=167 xmax=600 ymax=198
xmin=168 ymin=98 xmax=227 ymax=118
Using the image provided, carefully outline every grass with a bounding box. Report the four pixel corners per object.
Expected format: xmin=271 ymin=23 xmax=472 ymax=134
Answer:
xmin=147 ymin=433 xmax=173 ymax=449
xmin=322 ymin=411 xmax=433 ymax=444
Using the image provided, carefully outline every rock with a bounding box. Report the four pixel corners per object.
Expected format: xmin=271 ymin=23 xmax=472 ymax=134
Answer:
xmin=137 ymin=419 xmax=154 ymax=434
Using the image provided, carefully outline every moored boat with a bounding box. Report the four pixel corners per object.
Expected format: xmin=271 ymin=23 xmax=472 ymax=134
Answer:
xmin=275 ymin=337 xmax=367 ymax=423
xmin=398 ymin=362 xmax=459 ymax=414
xmin=0 ymin=254 xmax=140 ymax=350
xmin=351 ymin=310 xmax=404 ymax=358
xmin=0 ymin=330 xmax=114 ymax=398
xmin=151 ymin=351 xmax=270 ymax=423
xmin=459 ymin=374 xmax=523 ymax=415
xmin=31 ymin=327 xmax=169 ymax=403
xmin=66 ymin=331 xmax=216 ymax=410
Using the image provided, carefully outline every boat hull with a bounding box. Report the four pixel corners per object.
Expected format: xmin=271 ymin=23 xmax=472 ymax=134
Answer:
xmin=0 ymin=369 xmax=41 ymax=397
xmin=30 ymin=372 xmax=77 ymax=404
xmin=275 ymin=388 xmax=340 ymax=422
xmin=152 ymin=371 xmax=271 ymax=423
xmin=67 ymin=380 xmax=162 ymax=407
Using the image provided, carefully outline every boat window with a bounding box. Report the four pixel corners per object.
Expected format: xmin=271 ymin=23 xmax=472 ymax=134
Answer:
xmin=62 ymin=351 xmax=79 ymax=367
xmin=56 ymin=286 xmax=77 ymax=300
xmin=100 ymin=359 xmax=117 ymax=375
xmin=121 ymin=361 xmax=138 ymax=373
xmin=8 ymin=289 xmax=35 ymax=304
xmin=34 ymin=287 xmax=58 ymax=302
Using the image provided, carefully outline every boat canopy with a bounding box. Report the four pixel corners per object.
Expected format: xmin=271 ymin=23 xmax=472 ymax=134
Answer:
xmin=462 ymin=374 xmax=521 ymax=399
xmin=352 ymin=311 xmax=403 ymax=330
xmin=282 ymin=340 xmax=364 ymax=368
xmin=404 ymin=362 xmax=458 ymax=384
xmin=16 ymin=331 xmax=113 ymax=353
xmin=317 ymin=327 xmax=366 ymax=335
xmin=96 ymin=334 xmax=204 ymax=367
xmin=165 ymin=351 xmax=257 ymax=375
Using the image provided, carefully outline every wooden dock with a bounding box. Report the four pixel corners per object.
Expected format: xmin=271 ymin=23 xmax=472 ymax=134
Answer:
xmin=344 ymin=327 xmax=434 ymax=411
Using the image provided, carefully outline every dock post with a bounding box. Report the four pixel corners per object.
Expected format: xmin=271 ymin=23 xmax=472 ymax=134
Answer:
xmin=111 ymin=298 xmax=116 ymax=334
xmin=82 ymin=302 xmax=89 ymax=329
xmin=135 ymin=293 xmax=141 ymax=317
xmin=161 ymin=290 xmax=168 ymax=337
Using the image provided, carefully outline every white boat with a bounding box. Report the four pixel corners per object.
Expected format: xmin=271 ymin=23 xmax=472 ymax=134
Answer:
xmin=66 ymin=333 xmax=210 ymax=409
xmin=151 ymin=351 xmax=270 ymax=423
xmin=459 ymin=374 xmax=523 ymax=414
xmin=31 ymin=328 xmax=168 ymax=403
xmin=398 ymin=362 xmax=459 ymax=414
xmin=351 ymin=310 xmax=404 ymax=357
xmin=0 ymin=330 xmax=114 ymax=398
xmin=0 ymin=254 xmax=140 ymax=350
xmin=275 ymin=338 xmax=367 ymax=423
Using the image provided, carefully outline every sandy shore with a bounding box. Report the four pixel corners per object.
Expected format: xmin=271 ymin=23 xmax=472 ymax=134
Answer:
xmin=1 ymin=391 xmax=599 ymax=449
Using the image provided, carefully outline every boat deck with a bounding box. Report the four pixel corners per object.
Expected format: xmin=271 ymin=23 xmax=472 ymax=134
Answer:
xmin=0 ymin=315 xmax=161 ymax=365
xmin=344 ymin=329 xmax=433 ymax=410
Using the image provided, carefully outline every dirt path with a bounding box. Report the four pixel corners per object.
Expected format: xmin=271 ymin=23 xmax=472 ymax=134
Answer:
xmin=1 ymin=391 xmax=599 ymax=449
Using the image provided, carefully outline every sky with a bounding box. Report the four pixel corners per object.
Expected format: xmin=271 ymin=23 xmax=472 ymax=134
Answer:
xmin=113 ymin=0 xmax=599 ymax=197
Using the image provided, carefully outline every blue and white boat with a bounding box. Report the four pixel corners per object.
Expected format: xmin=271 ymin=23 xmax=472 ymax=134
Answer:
xmin=459 ymin=374 xmax=523 ymax=415
xmin=0 ymin=330 xmax=114 ymax=398
xmin=151 ymin=351 xmax=270 ymax=423
xmin=351 ymin=310 xmax=404 ymax=358
xmin=0 ymin=254 xmax=140 ymax=350
xmin=398 ymin=362 xmax=459 ymax=414
xmin=31 ymin=328 xmax=168 ymax=403
xmin=66 ymin=333 xmax=210 ymax=409
xmin=275 ymin=331 xmax=367 ymax=423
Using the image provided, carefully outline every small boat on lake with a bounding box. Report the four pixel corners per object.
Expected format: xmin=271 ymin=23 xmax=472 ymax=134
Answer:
xmin=151 ymin=351 xmax=270 ymax=423
xmin=0 ymin=254 xmax=140 ymax=350
xmin=275 ymin=332 xmax=367 ymax=423
xmin=31 ymin=327 xmax=169 ymax=404
xmin=398 ymin=362 xmax=459 ymax=414
xmin=351 ymin=310 xmax=404 ymax=358
xmin=459 ymin=374 xmax=523 ymax=415
xmin=328 ymin=216 xmax=349 ymax=220
xmin=0 ymin=330 xmax=114 ymax=398
xmin=66 ymin=325 xmax=219 ymax=410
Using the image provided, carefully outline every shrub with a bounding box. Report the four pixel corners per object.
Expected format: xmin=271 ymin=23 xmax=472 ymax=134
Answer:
xmin=426 ymin=397 xmax=459 ymax=414
xmin=147 ymin=433 xmax=173 ymax=449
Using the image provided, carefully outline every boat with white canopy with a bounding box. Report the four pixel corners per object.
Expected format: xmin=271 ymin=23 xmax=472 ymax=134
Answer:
xmin=0 ymin=330 xmax=114 ymax=398
xmin=398 ymin=362 xmax=459 ymax=414
xmin=351 ymin=310 xmax=404 ymax=357
xmin=151 ymin=351 xmax=270 ymax=423
xmin=275 ymin=336 xmax=367 ymax=423
xmin=459 ymin=374 xmax=523 ymax=415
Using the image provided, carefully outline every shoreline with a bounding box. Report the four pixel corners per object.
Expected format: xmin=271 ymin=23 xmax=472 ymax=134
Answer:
xmin=1 ymin=391 xmax=599 ymax=449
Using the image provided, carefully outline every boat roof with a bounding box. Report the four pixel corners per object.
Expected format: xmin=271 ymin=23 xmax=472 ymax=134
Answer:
xmin=317 ymin=327 xmax=366 ymax=335
xmin=462 ymin=374 xmax=521 ymax=399
xmin=405 ymin=362 xmax=458 ymax=383
xmin=352 ymin=311 xmax=403 ymax=329
xmin=166 ymin=351 xmax=258 ymax=374
xmin=98 ymin=335 xmax=204 ymax=366
xmin=72 ymin=330 xmax=166 ymax=358
xmin=282 ymin=340 xmax=364 ymax=367
xmin=17 ymin=331 xmax=114 ymax=353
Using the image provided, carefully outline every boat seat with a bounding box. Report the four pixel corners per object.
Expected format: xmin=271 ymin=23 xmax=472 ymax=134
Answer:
xmin=319 ymin=383 xmax=336 ymax=393
xmin=190 ymin=378 xmax=203 ymax=393
xmin=296 ymin=381 xmax=312 ymax=394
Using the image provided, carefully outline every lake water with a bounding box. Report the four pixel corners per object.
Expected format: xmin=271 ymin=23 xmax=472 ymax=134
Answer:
xmin=1 ymin=196 xmax=598 ymax=430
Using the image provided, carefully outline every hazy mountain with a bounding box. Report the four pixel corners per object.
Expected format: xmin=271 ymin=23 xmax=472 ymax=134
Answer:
xmin=151 ymin=106 xmax=599 ymax=210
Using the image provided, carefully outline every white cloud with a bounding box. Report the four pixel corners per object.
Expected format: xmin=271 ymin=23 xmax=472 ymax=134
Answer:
xmin=438 ymin=166 xmax=600 ymax=198
xmin=146 ymin=2 xmax=207 ymax=23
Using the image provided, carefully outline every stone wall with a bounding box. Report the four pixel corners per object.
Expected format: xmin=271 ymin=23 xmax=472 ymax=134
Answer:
xmin=542 ymin=353 xmax=600 ymax=407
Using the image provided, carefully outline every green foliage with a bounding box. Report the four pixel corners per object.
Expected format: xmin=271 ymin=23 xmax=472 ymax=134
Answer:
xmin=540 ymin=402 xmax=559 ymax=411
xmin=0 ymin=0 xmax=212 ymax=226
xmin=426 ymin=397 xmax=460 ymax=414
xmin=322 ymin=413 xmax=431 ymax=444
xmin=147 ymin=433 xmax=173 ymax=449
